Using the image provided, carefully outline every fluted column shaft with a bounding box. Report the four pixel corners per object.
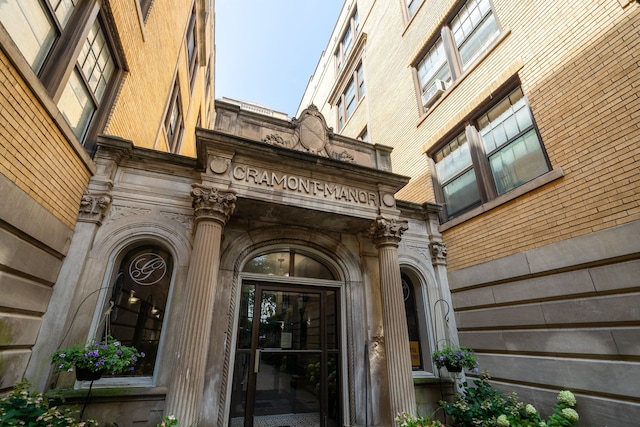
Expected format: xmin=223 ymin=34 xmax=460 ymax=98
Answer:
xmin=165 ymin=184 xmax=237 ymax=425
xmin=370 ymin=216 xmax=416 ymax=422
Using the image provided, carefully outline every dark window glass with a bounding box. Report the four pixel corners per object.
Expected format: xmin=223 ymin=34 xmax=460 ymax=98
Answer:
xmin=107 ymin=245 xmax=173 ymax=376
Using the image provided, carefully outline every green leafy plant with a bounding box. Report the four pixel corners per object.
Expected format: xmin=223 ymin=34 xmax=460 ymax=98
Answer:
xmin=441 ymin=371 xmax=579 ymax=426
xmin=51 ymin=335 xmax=144 ymax=375
xmin=157 ymin=415 xmax=178 ymax=426
xmin=432 ymin=344 xmax=478 ymax=372
xmin=0 ymin=379 xmax=96 ymax=426
xmin=396 ymin=411 xmax=444 ymax=426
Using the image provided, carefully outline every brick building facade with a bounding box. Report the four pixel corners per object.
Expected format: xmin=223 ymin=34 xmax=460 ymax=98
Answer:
xmin=0 ymin=0 xmax=213 ymax=416
xmin=300 ymin=0 xmax=640 ymax=425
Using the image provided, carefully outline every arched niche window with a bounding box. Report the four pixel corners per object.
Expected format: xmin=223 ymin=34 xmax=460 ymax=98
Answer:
xmin=402 ymin=271 xmax=432 ymax=372
xmin=106 ymin=244 xmax=173 ymax=376
xmin=243 ymin=249 xmax=336 ymax=280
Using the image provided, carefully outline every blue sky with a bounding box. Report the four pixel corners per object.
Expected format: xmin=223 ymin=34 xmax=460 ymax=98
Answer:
xmin=215 ymin=0 xmax=344 ymax=117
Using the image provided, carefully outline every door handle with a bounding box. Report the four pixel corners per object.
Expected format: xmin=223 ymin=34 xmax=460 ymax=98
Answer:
xmin=254 ymin=349 xmax=261 ymax=373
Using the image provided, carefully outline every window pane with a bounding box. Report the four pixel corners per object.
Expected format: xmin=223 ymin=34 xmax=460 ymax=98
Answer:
xmin=479 ymin=88 xmax=530 ymax=153
xmin=108 ymin=245 xmax=174 ymax=376
xmin=335 ymin=51 xmax=343 ymax=71
xmin=452 ymin=0 xmax=499 ymax=67
xmin=358 ymin=65 xmax=365 ymax=98
xmin=78 ymin=20 xmax=114 ymax=103
xmin=345 ymin=79 xmax=356 ymax=119
xmin=458 ymin=13 xmax=499 ymax=67
xmin=402 ymin=275 xmax=423 ymax=370
xmin=489 ymin=129 xmax=549 ymax=195
xmin=258 ymin=290 xmax=322 ymax=350
xmin=294 ymin=253 xmax=335 ymax=280
xmin=236 ymin=284 xmax=255 ymax=349
xmin=52 ymin=0 xmax=78 ymax=28
xmin=243 ymin=252 xmax=291 ymax=276
xmin=187 ymin=25 xmax=196 ymax=63
xmin=342 ymin=25 xmax=353 ymax=58
xmin=58 ymin=69 xmax=96 ymax=140
xmin=435 ymin=133 xmax=472 ymax=183
xmin=418 ymin=40 xmax=451 ymax=105
xmin=442 ymin=168 xmax=481 ymax=216
xmin=452 ymin=0 xmax=492 ymax=45
xmin=353 ymin=8 xmax=359 ymax=32
xmin=326 ymin=290 xmax=338 ymax=349
xmin=0 ymin=0 xmax=57 ymax=73
xmin=418 ymin=40 xmax=449 ymax=88
xmin=407 ymin=0 xmax=420 ymax=17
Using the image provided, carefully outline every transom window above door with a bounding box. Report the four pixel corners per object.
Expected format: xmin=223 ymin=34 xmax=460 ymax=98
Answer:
xmin=243 ymin=249 xmax=336 ymax=280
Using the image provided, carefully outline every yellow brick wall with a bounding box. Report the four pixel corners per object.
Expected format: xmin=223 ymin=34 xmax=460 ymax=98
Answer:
xmin=302 ymin=0 xmax=639 ymax=271
xmin=441 ymin=1 xmax=640 ymax=270
xmin=0 ymin=50 xmax=91 ymax=229
xmin=104 ymin=0 xmax=212 ymax=157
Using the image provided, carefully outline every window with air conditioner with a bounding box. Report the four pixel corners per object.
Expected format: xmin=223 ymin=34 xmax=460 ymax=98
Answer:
xmin=414 ymin=0 xmax=501 ymax=112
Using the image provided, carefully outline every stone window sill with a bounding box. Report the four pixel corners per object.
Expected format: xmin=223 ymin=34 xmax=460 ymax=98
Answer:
xmin=440 ymin=168 xmax=564 ymax=232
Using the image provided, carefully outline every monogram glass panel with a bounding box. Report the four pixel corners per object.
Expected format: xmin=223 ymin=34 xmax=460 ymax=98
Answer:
xmin=107 ymin=245 xmax=173 ymax=376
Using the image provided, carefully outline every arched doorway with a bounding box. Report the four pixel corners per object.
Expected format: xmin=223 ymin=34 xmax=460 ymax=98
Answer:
xmin=229 ymin=249 xmax=341 ymax=427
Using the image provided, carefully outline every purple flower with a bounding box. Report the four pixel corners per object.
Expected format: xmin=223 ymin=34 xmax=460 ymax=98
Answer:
xmin=140 ymin=352 xmax=146 ymax=358
xmin=101 ymin=344 xmax=107 ymax=349
xmin=59 ymin=353 xmax=66 ymax=358
xmin=116 ymin=350 xmax=122 ymax=355
xmin=114 ymin=342 xmax=121 ymax=346
xmin=130 ymin=367 xmax=135 ymax=371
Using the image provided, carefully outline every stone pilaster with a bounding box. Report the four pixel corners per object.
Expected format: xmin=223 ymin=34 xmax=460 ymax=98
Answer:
xmin=25 ymin=189 xmax=113 ymax=391
xmin=165 ymin=184 xmax=237 ymax=425
xmin=369 ymin=216 xmax=416 ymax=421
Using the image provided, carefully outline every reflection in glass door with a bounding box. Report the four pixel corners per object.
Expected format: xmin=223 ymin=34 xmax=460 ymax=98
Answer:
xmin=229 ymin=283 xmax=340 ymax=427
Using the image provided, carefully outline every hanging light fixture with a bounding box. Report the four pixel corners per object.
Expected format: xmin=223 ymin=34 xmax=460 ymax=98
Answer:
xmin=147 ymin=294 xmax=160 ymax=317
xmin=128 ymin=290 xmax=140 ymax=304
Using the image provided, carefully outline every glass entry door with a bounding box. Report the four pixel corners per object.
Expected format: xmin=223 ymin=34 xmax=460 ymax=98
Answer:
xmin=229 ymin=282 xmax=340 ymax=427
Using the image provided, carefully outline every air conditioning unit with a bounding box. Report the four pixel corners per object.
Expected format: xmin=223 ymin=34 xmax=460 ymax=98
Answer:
xmin=422 ymin=79 xmax=447 ymax=108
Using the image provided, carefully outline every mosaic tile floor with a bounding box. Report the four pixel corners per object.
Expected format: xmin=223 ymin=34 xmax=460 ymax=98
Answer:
xmin=229 ymin=412 xmax=320 ymax=427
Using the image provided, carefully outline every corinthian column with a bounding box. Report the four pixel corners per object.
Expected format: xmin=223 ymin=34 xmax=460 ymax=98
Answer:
xmin=165 ymin=184 xmax=237 ymax=425
xmin=369 ymin=215 xmax=416 ymax=421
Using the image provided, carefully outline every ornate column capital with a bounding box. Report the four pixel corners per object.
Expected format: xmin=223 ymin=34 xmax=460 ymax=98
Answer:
xmin=369 ymin=215 xmax=408 ymax=248
xmin=429 ymin=241 xmax=448 ymax=266
xmin=78 ymin=190 xmax=112 ymax=224
xmin=190 ymin=184 xmax=237 ymax=225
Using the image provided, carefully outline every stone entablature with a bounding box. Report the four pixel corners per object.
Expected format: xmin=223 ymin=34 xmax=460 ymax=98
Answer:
xmin=214 ymin=99 xmax=393 ymax=172
xmin=197 ymin=128 xmax=409 ymax=221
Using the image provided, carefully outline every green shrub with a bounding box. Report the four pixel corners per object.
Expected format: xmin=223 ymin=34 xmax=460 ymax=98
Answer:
xmin=0 ymin=379 xmax=96 ymax=426
xmin=441 ymin=371 xmax=579 ymax=427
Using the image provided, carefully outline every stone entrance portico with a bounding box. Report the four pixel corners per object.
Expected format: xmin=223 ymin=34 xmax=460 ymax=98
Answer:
xmin=36 ymin=101 xmax=454 ymax=426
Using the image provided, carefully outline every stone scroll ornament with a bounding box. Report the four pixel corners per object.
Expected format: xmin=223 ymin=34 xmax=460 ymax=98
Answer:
xmin=78 ymin=190 xmax=112 ymax=223
xmin=369 ymin=215 xmax=409 ymax=246
xmin=190 ymin=184 xmax=237 ymax=224
xmin=429 ymin=241 xmax=448 ymax=265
